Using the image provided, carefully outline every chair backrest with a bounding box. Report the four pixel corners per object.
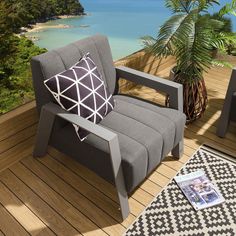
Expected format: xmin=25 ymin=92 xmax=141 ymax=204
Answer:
xmin=31 ymin=34 xmax=116 ymax=113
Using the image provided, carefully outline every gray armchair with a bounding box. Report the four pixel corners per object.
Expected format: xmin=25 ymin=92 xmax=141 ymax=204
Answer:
xmin=31 ymin=34 xmax=186 ymax=220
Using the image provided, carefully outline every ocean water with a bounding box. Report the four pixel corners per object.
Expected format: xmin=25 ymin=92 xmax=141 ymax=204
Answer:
xmin=29 ymin=0 xmax=234 ymax=60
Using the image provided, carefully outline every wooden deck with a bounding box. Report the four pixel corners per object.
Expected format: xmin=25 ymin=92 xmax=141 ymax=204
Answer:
xmin=0 ymin=52 xmax=236 ymax=235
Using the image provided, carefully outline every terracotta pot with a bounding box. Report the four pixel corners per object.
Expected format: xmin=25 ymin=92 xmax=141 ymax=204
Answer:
xmin=167 ymin=67 xmax=208 ymax=123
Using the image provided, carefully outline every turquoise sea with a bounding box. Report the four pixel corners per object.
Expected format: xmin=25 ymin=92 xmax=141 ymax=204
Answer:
xmin=29 ymin=0 xmax=235 ymax=60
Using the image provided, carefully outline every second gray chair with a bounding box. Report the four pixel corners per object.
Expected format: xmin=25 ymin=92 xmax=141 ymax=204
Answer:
xmin=31 ymin=34 xmax=186 ymax=220
xmin=217 ymin=68 xmax=236 ymax=137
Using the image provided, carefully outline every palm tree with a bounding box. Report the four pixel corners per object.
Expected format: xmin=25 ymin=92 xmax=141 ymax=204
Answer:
xmin=142 ymin=0 xmax=236 ymax=122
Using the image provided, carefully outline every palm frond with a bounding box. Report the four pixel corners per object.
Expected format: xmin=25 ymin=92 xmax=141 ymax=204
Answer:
xmin=143 ymin=13 xmax=195 ymax=58
xmin=194 ymin=0 xmax=219 ymax=12
xmin=212 ymin=59 xmax=233 ymax=68
xmin=142 ymin=0 xmax=230 ymax=82
xmin=165 ymin=0 xmax=219 ymax=13
xmin=175 ymin=20 xmax=212 ymax=80
xmin=165 ymin=0 xmax=192 ymax=13
xmin=140 ymin=36 xmax=156 ymax=51
xmin=211 ymin=32 xmax=236 ymax=51
xmin=219 ymin=0 xmax=236 ymax=17
xmin=207 ymin=18 xmax=224 ymax=30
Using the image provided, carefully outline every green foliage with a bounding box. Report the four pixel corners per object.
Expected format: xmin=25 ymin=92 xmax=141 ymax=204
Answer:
xmin=4 ymin=0 xmax=84 ymax=28
xmin=0 ymin=0 xmax=84 ymax=114
xmin=219 ymin=0 xmax=236 ymax=17
xmin=210 ymin=13 xmax=232 ymax=33
xmin=0 ymin=1 xmax=26 ymax=35
xmin=0 ymin=36 xmax=46 ymax=114
xmin=208 ymin=13 xmax=236 ymax=55
xmin=142 ymin=0 xmax=236 ymax=83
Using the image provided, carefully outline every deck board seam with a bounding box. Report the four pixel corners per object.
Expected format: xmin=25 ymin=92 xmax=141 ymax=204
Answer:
xmin=34 ymin=156 xmax=131 ymax=226
xmin=48 ymin=151 xmax=152 ymax=216
xmin=0 ymin=122 xmax=37 ymax=144
xmin=0 ymin=201 xmax=30 ymax=236
xmin=0 ymin=178 xmax=56 ymax=236
xmin=0 ymin=134 xmax=34 ymax=157
xmin=48 ymin=152 xmax=120 ymax=206
xmin=48 ymin=152 xmax=161 ymax=212
xmin=0 ymin=229 xmax=6 ymax=236
xmin=185 ymin=129 xmax=236 ymax=152
xmin=19 ymin=159 xmax=117 ymax=234
xmin=7 ymin=168 xmax=82 ymax=235
xmin=148 ymin=174 xmax=171 ymax=188
xmin=49 ymin=151 xmax=158 ymax=208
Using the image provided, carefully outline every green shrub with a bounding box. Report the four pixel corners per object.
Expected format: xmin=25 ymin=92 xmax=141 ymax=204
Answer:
xmin=0 ymin=36 xmax=47 ymax=114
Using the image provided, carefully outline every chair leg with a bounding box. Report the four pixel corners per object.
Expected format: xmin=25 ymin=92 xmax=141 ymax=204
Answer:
xmin=171 ymin=141 xmax=183 ymax=159
xmin=216 ymin=120 xmax=229 ymax=138
xmin=109 ymin=136 xmax=130 ymax=221
xmin=33 ymin=106 xmax=56 ymax=157
xmin=115 ymin=166 xmax=130 ymax=220
xmin=216 ymin=95 xmax=232 ymax=138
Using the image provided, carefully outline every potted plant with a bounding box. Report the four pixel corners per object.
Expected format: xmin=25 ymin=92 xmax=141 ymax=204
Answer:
xmin=142 ymin=0 xmax=236 ymax=122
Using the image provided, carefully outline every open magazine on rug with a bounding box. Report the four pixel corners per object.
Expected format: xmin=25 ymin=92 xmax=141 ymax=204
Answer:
xmin=174 ymin=170 xmax=225 ymax=210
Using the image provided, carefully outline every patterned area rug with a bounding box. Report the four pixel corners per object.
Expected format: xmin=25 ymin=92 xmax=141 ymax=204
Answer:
xmin=124 ymin=145 xmax=236 ymax=236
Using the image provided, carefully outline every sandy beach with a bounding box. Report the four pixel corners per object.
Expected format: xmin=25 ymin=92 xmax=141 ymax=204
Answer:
xmin=27 ymin=23 xmax=72 ymax=33
xmin=19 ymin=16 xmax=79 ymax=41
xmin=58 ymin=15 xmax=82 ymax=19
xmin=24 ymin=15 xmax=82 ymax=33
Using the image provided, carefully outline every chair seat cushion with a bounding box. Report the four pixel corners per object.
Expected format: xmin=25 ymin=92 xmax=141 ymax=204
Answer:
xmin=114 ymin=95 xmax=186 ymax=148
xmin=85 ymin=95 xmax=186 ymax=192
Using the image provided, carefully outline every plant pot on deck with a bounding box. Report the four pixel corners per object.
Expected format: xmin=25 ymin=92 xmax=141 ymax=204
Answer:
xmin=167 ymin=67 xmax=208 ymax=123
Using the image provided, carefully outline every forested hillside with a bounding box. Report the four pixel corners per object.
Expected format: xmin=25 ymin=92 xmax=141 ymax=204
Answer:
xmin=0 ymin=1 xmax=84 ymax=114
xmin=2 ymin=0 xmax=84 ymax=30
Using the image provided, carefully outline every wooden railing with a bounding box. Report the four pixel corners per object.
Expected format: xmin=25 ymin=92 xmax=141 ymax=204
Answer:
xmin=0 ymin=101 xmax=38 ymax=171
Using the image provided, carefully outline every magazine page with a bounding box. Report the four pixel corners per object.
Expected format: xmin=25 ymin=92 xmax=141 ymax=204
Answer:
xmin=175 ymin=170 xmax=225 ymax=210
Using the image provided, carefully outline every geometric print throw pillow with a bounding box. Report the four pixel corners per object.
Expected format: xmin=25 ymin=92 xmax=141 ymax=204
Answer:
xmin=44 ymin=53 xmax=115 ymax=141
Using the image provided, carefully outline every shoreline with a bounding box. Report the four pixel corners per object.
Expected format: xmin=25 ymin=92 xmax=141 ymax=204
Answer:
xmin=58 ymin=15 xmax=83 ymax=19
xmin=20 ymin=14 xmax=84 ymax=41
xmin=26 ymin=22 xmax=73 ymax=33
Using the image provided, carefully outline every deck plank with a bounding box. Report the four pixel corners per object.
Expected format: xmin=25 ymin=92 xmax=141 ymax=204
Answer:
xmin=0 ymin=203 xmax=29 ymax=236
xmin=0 ymin=169 xmax=80 ymax=236
xmin=19 ymin=156 xmax=124 ymax=236
xmin=0 ymin=124 xmax=37 ymax=154
xmin=0 ymin=137 xmax=34 ymax=173
xmin=10 ymin=161 xmax=108 ymax=236
xmin=47 ymin=147 xmax=152 ymax=218
xmin=0 ymin=230 xmax=5 ymax=236
xmin=0 ymin=181 xmax=54 ymax=236
xmin=37 ymin=154 xmax=123 ymax=221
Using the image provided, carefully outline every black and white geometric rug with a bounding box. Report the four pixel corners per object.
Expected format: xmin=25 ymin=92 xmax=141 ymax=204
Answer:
xmin=124 ymin=145 xmax=236 ymax=236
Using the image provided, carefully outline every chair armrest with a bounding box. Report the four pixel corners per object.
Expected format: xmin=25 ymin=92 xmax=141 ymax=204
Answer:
xmin=43 ymin=102 xmax=117 ymax=142
xmin=33 ymin=102 xmax=130 ymax=219
xmin=34 ymin=102 xmax=118 ymax=157
xmin=116 ymin=66 xmax=183 ymax=112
